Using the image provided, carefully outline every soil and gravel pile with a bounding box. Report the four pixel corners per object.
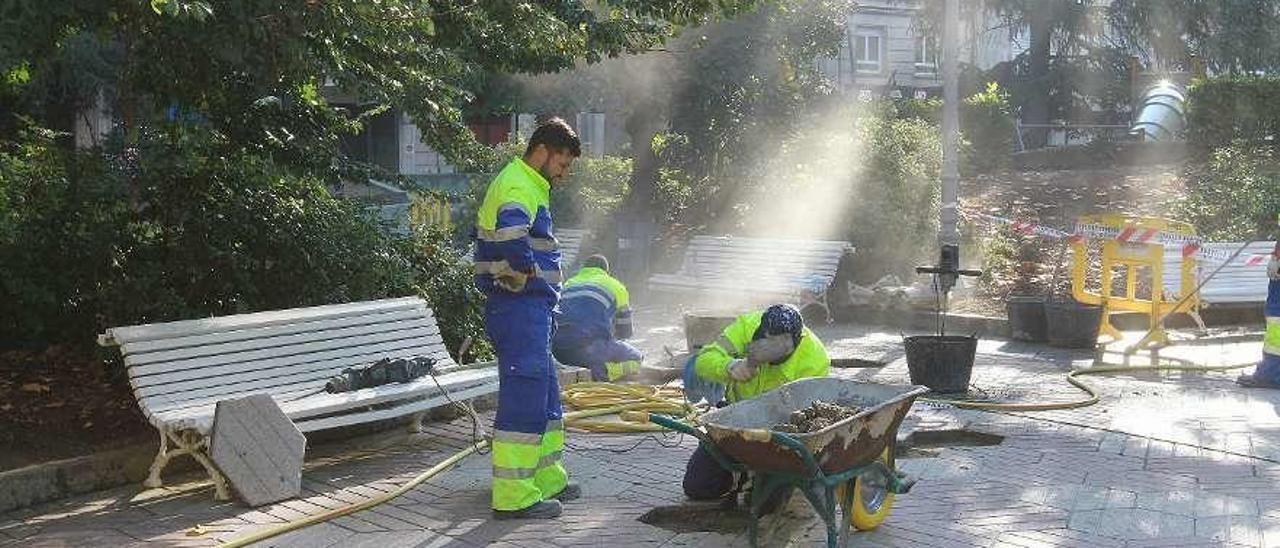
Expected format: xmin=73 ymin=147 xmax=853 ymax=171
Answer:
xmin=772 ymin=401 xmax=861 ymax=434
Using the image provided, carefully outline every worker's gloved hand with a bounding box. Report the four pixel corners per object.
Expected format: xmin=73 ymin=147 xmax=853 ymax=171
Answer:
xmin=1269 ymin=257 xmax=1280 ymax=280
xmin=748 ymin=335 xmax=796 ymax=366
xmin=727 ymin=359 xmax=758 ymax=382
xmin=494 ymin=264 xmax=532 ymax=292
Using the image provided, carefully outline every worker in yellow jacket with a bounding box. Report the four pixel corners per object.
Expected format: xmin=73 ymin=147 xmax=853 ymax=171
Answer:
xmin=552 ymin=255 xmax=645 ymax=381
xmin=681 ymin=304 xmax=830 ymax=502
xmin=474 ymin=119 xmax=580 ymax=520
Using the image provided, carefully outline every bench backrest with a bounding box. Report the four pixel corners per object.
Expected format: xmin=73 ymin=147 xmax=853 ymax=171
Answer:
xmin=557 ymin=228 xmax=589 ymax=270
xmin=1161 ymin=242 xmax=1274 ymax=304
xmin=679 ymin=236 xmax=851 ymax=287
xmin=100 ymin=297 xmax=455 ymax=425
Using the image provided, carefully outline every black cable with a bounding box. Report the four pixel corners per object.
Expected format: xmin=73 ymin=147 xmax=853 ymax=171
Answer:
xmin=565 ymin=431 xmax=688 ymax=454
xmin=427 ymin=367 xmax=491 ymax=455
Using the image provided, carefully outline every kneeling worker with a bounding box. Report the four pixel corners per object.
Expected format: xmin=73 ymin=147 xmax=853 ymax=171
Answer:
xmin=682 ymin=304 xmax=830 ymax=501
xmin=552 ymin=255 xmax=645 ymax=381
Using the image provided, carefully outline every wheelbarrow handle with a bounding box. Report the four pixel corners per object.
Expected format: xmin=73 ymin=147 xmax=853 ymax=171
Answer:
xmin=647 ymin=414 xmax=742 ymax=473
xmin=647 ymin=413 xmax=699 ymax=436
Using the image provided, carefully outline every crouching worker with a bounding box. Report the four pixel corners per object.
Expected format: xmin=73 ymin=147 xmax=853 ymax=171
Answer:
xmin=681 ymin=304 xmax=830 ymax=506
xmin=1239 ymin=242 xmax=1280 ymax=389
xmin=552 ymin=255 xmax=645 ymax=381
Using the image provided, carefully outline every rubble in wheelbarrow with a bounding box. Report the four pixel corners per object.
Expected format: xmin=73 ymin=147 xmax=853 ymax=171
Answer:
xmin=772 ymin=401 xmax=861 ymax=433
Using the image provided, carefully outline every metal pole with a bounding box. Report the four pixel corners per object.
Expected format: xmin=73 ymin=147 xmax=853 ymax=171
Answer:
xmin=940 ymin=0 xmax=960 ymax=249
xmin=936 ymin=0 xmax=962 ymax=293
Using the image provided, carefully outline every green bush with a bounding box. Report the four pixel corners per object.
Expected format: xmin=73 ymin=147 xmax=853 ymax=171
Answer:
xmin=892 ymin=97 xmax=941 ymax=124
xmin=0 ymin=125 xmax=488 ymax=360
xmin=962 ymin=82 xmax=1015 ymax=173
xmin=888 ymin=83 xmax=1013 ymax=174
xmin=397 ymin=226 xmax=492 ymax=361
xmin=0 ymin=128 xmax=133 ymax=347
xmin=1177 ymin=142 xmax=1280 ymax=240
xmin=550 ymin=155 xmax=632 ymax=231
xmin=1187 ymin=76 xmax=1280 ymax=151
xmin=847 ymin=116 xmax=943 ymax=278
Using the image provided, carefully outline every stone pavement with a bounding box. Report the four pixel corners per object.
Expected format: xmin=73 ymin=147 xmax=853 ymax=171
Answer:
xmin=5 ymin=310 xmax=1280 ymax=547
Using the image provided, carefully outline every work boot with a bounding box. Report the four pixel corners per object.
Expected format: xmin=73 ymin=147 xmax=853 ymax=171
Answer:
xmin=493 ymin=499 xmax=563 ymax=520
xmin=1237 ymin=374 xmax=1280 ymax=389
xmin=550 ymin=482 xmax=581 ymax=502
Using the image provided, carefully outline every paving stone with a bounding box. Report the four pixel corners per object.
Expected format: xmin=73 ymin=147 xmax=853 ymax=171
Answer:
xmin=1196 ymin=514 xmax=1265 ymax=545
xmin=1068 ymin=507 xmax=1195 ymax=539
xmin=18 ymin=527 xmax=138 ymax=547
xmin=253 ymin=522 xmax=357 ymax=548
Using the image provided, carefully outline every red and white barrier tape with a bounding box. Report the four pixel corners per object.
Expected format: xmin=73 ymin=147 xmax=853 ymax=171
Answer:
xmin=962 ymin=210 xmax=1271 ymax=267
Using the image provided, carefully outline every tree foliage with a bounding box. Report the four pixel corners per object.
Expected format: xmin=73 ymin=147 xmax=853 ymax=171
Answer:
xmin=0 ymin=1 xmax=765 ymax=355
xmin=1107 ymin=0 xmax=1280 ymax=75
xmin=0 ymin=0 xmax=759 ymax=169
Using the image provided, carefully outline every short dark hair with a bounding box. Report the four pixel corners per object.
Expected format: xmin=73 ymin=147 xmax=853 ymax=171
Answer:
xmin=582 ymin=254 xmax=609 ymax=271
xmin=525 ymin=117 xmax=581 ymax=158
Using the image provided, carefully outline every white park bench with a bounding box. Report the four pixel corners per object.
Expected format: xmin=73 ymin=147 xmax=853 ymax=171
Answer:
xmin=556 ymin=227 xmax=590 ymax=270
xmin=648 ymin=235 xmax=854 ymax=320
xmin=98 ymin=296 xmax=498 ymax=500
xmin=1161 ymin=241 xmax=1275 ymax=306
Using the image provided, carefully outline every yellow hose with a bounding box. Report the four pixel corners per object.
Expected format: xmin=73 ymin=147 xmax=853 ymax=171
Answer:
xmin=561 ymin=382 xmax=697 ymax=432
xmin=928 ymin=360 xmax=1254 ymax=412
xmin=220 ymin=439 xmax=488 ymax=548
xmin=219 ymin=383 xmax=693 ymax=546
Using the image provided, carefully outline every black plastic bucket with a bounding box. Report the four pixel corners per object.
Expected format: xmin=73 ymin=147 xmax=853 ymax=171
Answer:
xmin=903 ymin=335 xmax=977 ymax=394
xmin=1044 ymin=301 xmax=1103 ymax=348
xmin=1006 ymin=296 xmax=1048 ymax=342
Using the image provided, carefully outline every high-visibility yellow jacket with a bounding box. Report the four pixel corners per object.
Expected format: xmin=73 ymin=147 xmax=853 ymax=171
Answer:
xmin=473 ymin=157 xmax=562 ymax=305
xmin=559 ymin=267 xmax=633 ymax=340
xmin=694 ymin=311 xmax=830 ymax=402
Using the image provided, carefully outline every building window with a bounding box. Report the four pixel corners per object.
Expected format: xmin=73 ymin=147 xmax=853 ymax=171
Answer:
xmin=854 ymin=28 xmax=883 ymax=74
xmin=916 ymin=35 xmax=938 ymax=75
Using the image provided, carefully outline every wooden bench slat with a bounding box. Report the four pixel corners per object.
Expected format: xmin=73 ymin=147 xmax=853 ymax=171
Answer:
xmin=294 ymin=381 xmax=499 ymax=432
xmin=131 ymin=332 xmax=445 ymax=394
xmin=125 ymin=315 xmax=438 ymax=367
xmin=152 ymin=369 xmax=498 ymax=434
xmin=128 ymin=323 xmax=442 ymax=380
xmin=121 ymin=307 xmax=433 ymax=356
xmin=136 ymin=342 xmax=452 ymax=412
xmin=103 ymin=297 xmax=425 ymax=345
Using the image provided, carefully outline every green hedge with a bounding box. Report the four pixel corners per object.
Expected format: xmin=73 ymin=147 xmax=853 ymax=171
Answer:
xmin=1187 ymin=76 xmax=1280 ymax=150
xmin=0 ymin=125 xmax=490 ymax=359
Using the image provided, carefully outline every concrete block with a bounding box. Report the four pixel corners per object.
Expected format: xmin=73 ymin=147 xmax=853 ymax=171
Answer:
xmin=210 ymin=394 xmax=307 ymax=507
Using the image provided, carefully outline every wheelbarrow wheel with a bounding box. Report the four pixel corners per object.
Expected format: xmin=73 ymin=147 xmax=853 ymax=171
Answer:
xmin=838 ymin=446 xmax=896 ymax=531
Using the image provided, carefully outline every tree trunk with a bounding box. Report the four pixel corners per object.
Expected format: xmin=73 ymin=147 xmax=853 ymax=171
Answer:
xmin=614 ymin=107 xmax=665 ymax=284
xmin=1024 ymin=9 xmax=1052 ymax=149
xmin=620 ymin=108 xmax=665 ymax=219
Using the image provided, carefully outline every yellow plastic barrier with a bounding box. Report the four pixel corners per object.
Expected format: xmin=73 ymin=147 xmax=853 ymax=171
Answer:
xmin=1069 ymin=214 xmax=1201 ymax=350
xmin=409 ymin=192 xmax=453 ymax=232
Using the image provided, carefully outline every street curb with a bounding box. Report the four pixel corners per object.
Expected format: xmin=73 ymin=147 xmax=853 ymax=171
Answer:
xmin=0 ymin=441 xmax=191 ymax=514
xmin=838 ymin=306 xmax=1011 ymax=338
xmin=0 ymin=366 xmax=592 ymax=514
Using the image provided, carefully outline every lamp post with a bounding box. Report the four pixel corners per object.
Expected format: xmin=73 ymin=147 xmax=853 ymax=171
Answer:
xmin=937 ymin=0 xmax=962 ymax=293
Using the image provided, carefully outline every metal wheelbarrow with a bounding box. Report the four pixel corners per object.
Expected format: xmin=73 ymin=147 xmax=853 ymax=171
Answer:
xmin=647 ymin=377 xmax=928 ymax=548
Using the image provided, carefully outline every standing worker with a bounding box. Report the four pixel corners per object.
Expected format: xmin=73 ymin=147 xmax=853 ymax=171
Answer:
xmin=552 ymin=255 xmax=645 ymax=381
xmin=475 ymin=118 xmax=581 ymax=519
xmin=681 ymin=304 xmax=831 ymax=503
xmin=1238 ymin=237 xmax=1280 ymax=389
